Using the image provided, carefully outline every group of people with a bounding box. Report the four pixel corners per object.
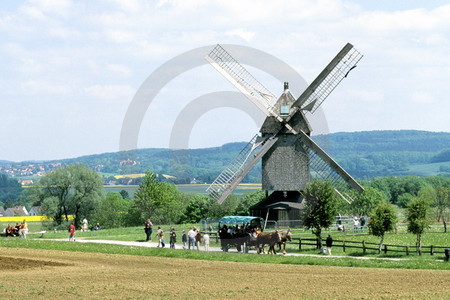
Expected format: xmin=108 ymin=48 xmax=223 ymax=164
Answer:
xmin=144 ymin=221 xmax=210 ymax=251
xmin=336 ymin=215 xmax=366 ymax=232
xmin=353 ymin=216 xmax=366 ymax=232
xmin=3 ymin=219 xmax=28 ymax=238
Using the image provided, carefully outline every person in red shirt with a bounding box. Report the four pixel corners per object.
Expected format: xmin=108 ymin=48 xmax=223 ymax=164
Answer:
xmin=69 ymin=222 xmax=76 ymax=241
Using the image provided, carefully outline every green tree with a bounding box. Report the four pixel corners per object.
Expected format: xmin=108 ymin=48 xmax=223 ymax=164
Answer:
xmin=35 ymin=164 xmax=104 ymax=228
xmin=302 ymin=180 xmax=339 ymax=249
xmin=119 ymin=189 xmax=130 ymax=200
xmin=133 ymin=171 xmax=184 ymax=224
xmin=181 ymin=195 xmax=214 ymax=223
xmin=434 ymin=186 xmax=450 ymax=232
xmin=93 ymin=193 xmax=132 ymax=228
xmin=235 ymin=190 xmax=265 ymax=216
xmin=397 ymin=193 xmax=414 ymax=208
xmin=0 ymin=174 xmax=23 ymax=205
xmin=369 ymin=201 xmax=397 ymax=253
xmin=406 ymin=195 xmax=431 ymax=255
xmin=349 ymin=187 xmax=386 ymax=216
xmin=209 ymin=194 xmax=240 ymax=217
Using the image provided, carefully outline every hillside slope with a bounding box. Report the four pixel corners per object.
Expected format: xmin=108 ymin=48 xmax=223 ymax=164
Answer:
xmin=2 ymin=130 xmax=450 ymax=182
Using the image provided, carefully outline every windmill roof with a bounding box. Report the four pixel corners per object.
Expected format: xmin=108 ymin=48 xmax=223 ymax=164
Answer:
xmin=261 ymin=89 xmax=312 ymax=134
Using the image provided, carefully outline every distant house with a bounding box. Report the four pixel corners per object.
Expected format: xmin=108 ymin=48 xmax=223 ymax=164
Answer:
xmin=19 ymin=179 xmax=34 ymax=186
xmin=5 ymin=206 xmax=29 ymax=217
xmin=29 ymin=206 xmax=42 ymax=216
xmin=190 ymin=178 xmax=201 ymax=184
xmin=0 ymin=206 xmax=6 ymax=217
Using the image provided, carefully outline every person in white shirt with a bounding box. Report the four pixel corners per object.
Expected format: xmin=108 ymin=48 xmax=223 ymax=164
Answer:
xmin=203 ymin=233 xmax=210 ymax=251
xmin=188 ymin=227 xmax=197 ymax=250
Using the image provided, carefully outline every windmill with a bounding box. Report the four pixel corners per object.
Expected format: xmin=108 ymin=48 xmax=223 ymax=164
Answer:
xmin=205 ymin=43 xmax=364 ymax=208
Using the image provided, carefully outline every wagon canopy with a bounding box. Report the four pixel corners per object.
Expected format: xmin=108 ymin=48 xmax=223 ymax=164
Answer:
xmin=218 ymin=216 xmax=264 ymax=228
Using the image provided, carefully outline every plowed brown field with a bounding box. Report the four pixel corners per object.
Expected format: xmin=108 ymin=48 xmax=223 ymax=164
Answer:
xmin=1 ymin=248 xmax=449 ymax=299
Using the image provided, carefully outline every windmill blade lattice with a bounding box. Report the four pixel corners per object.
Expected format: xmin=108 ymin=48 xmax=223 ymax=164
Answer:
xmin=297 ymin=130 xmax=364 ymax=203
xmin=207 ymin=134 xmax=278 ymax=203
xmin=294 ymin=43 xmax=363 ymax=114
xmin=206 ymin=44 xmax=277 ymax=115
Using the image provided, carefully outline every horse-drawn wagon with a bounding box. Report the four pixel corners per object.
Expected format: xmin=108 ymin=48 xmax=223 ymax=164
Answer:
xmin=217 ymin=216 xmax=263 ymax=253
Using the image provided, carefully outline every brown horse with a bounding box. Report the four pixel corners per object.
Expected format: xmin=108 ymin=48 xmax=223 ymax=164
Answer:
xmin=256 ymin=230 xmax=281 ymax=254
xmin=277 ymin=229 xmax=293 ymax=254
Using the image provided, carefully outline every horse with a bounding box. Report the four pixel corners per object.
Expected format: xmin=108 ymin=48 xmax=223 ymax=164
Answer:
xmin=256 ymin=230 xmax=281 ymax=254
xmin=277 ymin=229 xmax=293 ymax=254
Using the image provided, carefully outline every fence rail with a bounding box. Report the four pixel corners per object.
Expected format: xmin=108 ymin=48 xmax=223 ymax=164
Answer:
xmin=294 ymin=237 xmax=449 ymax=256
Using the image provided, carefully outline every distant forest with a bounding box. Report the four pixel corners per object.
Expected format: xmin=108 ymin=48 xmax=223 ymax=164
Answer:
xmin=3 ymin=130 xmax=450 ymax=184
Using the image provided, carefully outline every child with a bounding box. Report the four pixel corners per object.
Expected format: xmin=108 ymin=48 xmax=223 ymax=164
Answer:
xmin=203 ymin=233 xmax=210 ymax=251
xmin=68 ymin=222 xmax=76 ymax=241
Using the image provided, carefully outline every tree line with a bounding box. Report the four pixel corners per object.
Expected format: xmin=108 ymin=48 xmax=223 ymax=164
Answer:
xmin=4 ymin=164 xmax=450 ymax=250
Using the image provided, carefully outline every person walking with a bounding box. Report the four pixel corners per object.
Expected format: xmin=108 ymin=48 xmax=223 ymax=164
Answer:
xmin=156 ymin=227 xmax=165 ymax=247
xmin=144 ymin=219 xmax=153 ymax=242
xmin=188 ymin=227 xmax=196 ymax=250
xmin=82 ymin=218 xmax=88 ymax=232
xmin=169 ymin=227 xmax=176 ymax=249
xmin=353 ymin=216 xmax=359 ymax=233
xmin=181 ymin=230 xmax=187 ymax=249
xmin=360 ymin=216 xmax=366 ymax=232
xmin=195 ymin=230 xmax=201 ymax=250
xmin=326 ymin=234 xmax=333 ymax=255
xmin=69 ymin=222 xmax=76 ymax=242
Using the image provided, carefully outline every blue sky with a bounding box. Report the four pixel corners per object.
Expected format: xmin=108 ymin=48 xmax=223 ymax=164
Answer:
xmin=1 ymin=0 xmax=449 ymax=161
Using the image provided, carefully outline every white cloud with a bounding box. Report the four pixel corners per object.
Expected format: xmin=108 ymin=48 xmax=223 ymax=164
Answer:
xmin=84 ymin=84 xmax=135 ymax=101
xmin=411 ymin=91 xmax=434 ymax=104
xmin=1 ymin=0 xmax=450 ymax=160
xmin=20 ymin=79 xmax=72 ymax=95
xmin=225 ymin=29 xmax=255 ymax=42
xmin=106 ymin=64 xmax=132 ymax=77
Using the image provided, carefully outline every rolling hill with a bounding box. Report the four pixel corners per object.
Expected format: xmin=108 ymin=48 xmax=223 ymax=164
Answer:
xmin=2 ymin=130 xmax=450 ymax=183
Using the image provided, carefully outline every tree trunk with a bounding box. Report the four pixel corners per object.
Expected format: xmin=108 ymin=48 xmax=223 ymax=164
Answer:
xmin=416 ymin=233 xmax=422 ymax=255
xmin=378 ymin=235 xmax=384 ymax=254
xmin=313 ymin=228 xmax=322 ymax=249
xmin=444 ymin=220 xmax=447 ymax=233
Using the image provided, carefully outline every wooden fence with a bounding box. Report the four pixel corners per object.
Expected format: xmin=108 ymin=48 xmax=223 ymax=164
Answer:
xmin=294 ymin=237 xmax=449 ymax=256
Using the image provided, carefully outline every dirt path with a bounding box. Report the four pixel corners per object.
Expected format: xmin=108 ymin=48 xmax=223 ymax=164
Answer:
xmin=1 ymin=246 xmax=449 ymax=299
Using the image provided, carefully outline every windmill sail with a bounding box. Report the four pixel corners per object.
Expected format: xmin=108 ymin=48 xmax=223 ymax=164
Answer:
xmin=205 ymin=44 xmax=276 ymax=116
xmin=291 ymin=43 xmax=363 ymax=115
xmin=206 ymin=43 xmax=364 ymax=204
xmin=296 ymin=130 xmax=364 ymax=203
xmin=207 ymin=134 xmax=278 ymax=204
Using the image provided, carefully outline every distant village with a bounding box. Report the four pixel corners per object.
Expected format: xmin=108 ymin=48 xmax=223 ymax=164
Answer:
xmin=0 ymin=205 xmax=42 ymax=217
xmin=0 ymin=160 xmax=188 ymax=187
xmin=0 ymin=160 xmax=147 ymax=186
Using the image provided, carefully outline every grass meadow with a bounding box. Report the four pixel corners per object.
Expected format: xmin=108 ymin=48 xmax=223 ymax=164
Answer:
xmin=1 ymin=221 xmax=449 ymax=270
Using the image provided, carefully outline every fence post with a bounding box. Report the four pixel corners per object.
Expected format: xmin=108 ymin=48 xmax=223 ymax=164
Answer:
xmin=406 ymin=246 xmax=409 ymax=256
xmin=299 ymin=238 xmax=302 ymax=250
xmin=384 ymin=244 xmax=387 ymax=254
xmin=362 ymin=240 xmax=366 ymax=254
xmin=430 ymin=245 xmax=434 ymax=256
xmin=343 ymin=241 xmax=346 ymax=253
